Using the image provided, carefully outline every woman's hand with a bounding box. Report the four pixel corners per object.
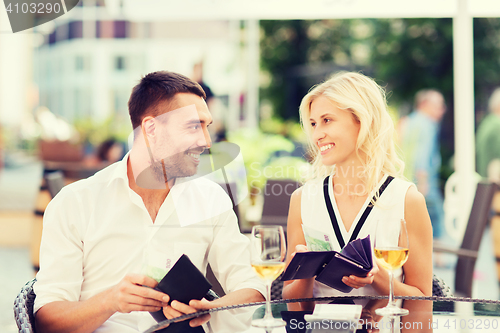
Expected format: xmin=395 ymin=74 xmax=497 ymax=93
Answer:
xmin=290 ymin=244 xmax=309 ymax=259
xmin=341 ymin=265 xmax=379 ymax=289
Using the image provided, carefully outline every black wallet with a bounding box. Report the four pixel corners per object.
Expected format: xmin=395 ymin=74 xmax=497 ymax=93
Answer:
xmin=281 ymin=236 xmax=373 ymax=293
xmin=149 ymin=254 xmax=212 ymax=323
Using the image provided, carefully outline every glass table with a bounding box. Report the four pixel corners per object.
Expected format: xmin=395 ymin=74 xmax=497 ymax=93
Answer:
xmin=144 ymin=296 xmax=500 ymax=333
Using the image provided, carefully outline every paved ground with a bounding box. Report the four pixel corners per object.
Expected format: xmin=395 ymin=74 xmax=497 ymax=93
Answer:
xmin=0 ymin=157 xmax=499 ymax=332
xmin=0 ymin=157 xmax=42 ymax=333
xmin=1 ymin=247 xmax=34 ymax=333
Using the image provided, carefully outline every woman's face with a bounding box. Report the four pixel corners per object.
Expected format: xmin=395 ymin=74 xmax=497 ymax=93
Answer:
xmin=309 ymin=95 xmax=361 ymax=168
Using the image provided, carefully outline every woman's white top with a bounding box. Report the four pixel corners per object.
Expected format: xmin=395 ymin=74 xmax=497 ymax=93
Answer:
xmin=300 ymin=175 xmax=414 ymax=298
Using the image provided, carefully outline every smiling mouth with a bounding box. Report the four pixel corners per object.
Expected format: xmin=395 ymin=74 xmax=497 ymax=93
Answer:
xmin=319 ymin=143 xmax=334 ymax=153
xmin=186 ymin=150 xmax=203 ymax=163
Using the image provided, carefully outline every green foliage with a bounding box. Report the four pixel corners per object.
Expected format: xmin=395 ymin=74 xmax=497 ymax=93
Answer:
xmin=369 ymin=19 xmax=453 ymax=109
xmin=474 ymin=18 xmax=500 ymax=118
xmin=264 ymin=156 xmax=311 ymax=183
xmin=227 ymin=128 xmax=297 ymax=190
xmin=259 ymin=116 xmax=307 ymax=143
xmin=259 ymin=18 xmax=500 ymax=184
xmin=260 ymin=20 xmax=313 ymax=121
xmin=73 ymin=116 xmax=131 ymax=147
xmin=260 ymin=18 xmax=456 ymax=120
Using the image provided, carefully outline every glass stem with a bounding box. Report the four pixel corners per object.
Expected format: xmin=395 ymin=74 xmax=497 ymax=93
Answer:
xmin=388 ymin=270 xmax=395 ymax=307
xmin=263 ymin=281 xmax=273 ymax=321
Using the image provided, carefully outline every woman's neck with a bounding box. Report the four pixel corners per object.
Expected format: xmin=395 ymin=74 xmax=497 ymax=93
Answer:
xmin=332 ymin=160 xmax=368 ymax=197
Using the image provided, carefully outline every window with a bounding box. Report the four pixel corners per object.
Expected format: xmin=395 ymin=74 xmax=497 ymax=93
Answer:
xmin=68 ymin=21 xmax=83 ymax=39
xmin=113 ymin=89 xmax=128 ymax=114
xmin=75 ymin=55 xmax=91 ymax=71
xmin=114 ymin=21 xmax=128 ymax=38
xmin=115 ymin=56 xmax=125 ymax=71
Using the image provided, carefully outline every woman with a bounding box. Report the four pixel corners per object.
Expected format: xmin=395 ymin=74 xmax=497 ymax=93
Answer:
xmin=282 ymin=72 xmax=432 ymax=310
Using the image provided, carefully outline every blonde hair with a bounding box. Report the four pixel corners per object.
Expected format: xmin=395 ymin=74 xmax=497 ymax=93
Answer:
xmin=299 ymin=71 xmax=404 ymax=196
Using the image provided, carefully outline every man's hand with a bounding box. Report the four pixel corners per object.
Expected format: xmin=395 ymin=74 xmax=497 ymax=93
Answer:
xmin=163 ymin=298 xmax=213 ymax=327
xmin=105 ymin=274 xmax=169 ymax=314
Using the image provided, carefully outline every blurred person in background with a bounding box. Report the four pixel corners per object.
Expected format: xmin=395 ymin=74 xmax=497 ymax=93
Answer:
xmin=192 ymin=61 xmax=227 ymax=142
xmin=82 ymin=138 xmax=126 ymax=168
xmin=476 ymin=88 xmax=500 ymax=182
xmin=192 ymin=61 xmax=214 ymax=103
xmin=399 ymin=89 xmax=446 ymax=242
xmin=96 ymin=138 xmax=125 ymax=163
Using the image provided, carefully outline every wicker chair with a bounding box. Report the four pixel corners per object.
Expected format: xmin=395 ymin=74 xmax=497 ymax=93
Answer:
xmin=432 ymin=274 xmax=453 ymax=297
xmin=271 ymin=273 xmax=285 ymax=300
xmin=434 ymin=181 xmax=497 ymax=297
xmin=14 ymin=278 xmax=37 ymax=333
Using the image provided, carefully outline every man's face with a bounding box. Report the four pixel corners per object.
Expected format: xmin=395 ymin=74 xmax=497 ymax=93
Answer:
xmin=421 ymin=92 xmax=446 ymax=121
xmin=429 ymin=92 xmax=446 ymax=121
xmin=146 ymin=93 xmax=213 ymax=181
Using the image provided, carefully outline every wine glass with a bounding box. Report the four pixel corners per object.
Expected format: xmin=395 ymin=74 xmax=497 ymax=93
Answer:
xmin=373 ymin=219 xmax=410 ymax=317
xmin=250 ymin=225 xmax=287 ymax=328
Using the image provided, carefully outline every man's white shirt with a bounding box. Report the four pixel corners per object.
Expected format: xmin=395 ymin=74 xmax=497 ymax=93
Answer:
xmin=34 ymin=153 xmax=265 ymax=332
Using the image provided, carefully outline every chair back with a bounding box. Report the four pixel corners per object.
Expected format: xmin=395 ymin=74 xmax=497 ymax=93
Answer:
xmin=217 ymin=182 xmax=240 ymax=226
xmin=14 ymin=278 xmax=37 ymax=333
xmin=455 ymin=181 xmax=497 ymax=297
xmin=260 ymin=179 xmax=300 ymax=229
xmin=45 ymin=171 xmax=65 ymax=198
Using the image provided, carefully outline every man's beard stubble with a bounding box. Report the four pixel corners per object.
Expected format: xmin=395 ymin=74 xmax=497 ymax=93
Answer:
xmin=150 ymin=152 xmax=197 ymax=183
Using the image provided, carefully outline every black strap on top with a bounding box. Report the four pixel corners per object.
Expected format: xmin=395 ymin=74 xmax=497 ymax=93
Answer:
xmin=323 ymin=175 xmax=394 ymax=249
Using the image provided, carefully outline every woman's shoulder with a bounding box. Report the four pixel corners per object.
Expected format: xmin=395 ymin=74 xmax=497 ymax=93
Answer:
xmin=403 ymin=184 xmax=426 ymax=208
xmin=384 ymin=176 xmax=413 ymax=196
xmin=299 ymin=177 xmax=326 ymax=200
xmin=387 ymin=176 xmax=421 ymax=202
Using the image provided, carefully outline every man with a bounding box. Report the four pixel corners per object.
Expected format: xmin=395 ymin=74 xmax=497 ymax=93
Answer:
xmin=34 ymin=71 xmax=265 ymax=333
xmin=400 ymin=89 xmax=446 ymax=240
xmin=477 ymin=87 xmax=500 ymax=180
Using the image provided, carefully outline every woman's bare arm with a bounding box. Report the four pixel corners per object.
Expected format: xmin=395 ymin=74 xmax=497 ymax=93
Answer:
xmin=281 ymin=188 xmax=315 ymax=311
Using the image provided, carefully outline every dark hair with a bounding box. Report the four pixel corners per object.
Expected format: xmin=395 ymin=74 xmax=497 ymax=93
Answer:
xmin=96 ymin=138 xmax=117 ymax=161
xmin=128 ymin=71 xmax=206 ymax=129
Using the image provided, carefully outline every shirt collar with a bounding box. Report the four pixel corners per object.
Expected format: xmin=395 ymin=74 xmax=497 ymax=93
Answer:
xmin=106 ymin=150 xmax=131 ymax=187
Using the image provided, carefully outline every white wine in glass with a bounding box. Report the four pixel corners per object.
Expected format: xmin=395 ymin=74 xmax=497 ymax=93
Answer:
xmin=252 ymin=262 xmax=286 ymax=281
xmin=250 ymin=225 xmax=287 ymax=328
xmin=374 ymin=219 xmax=410 ymax=317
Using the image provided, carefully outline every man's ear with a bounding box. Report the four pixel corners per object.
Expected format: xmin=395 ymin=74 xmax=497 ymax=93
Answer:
xmin=142 ymin=116 xmax=156 ymax=146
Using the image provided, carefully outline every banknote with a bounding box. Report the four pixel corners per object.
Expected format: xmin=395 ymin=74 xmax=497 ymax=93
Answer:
xmin=302 ymin=224 xmax=333 ymax=251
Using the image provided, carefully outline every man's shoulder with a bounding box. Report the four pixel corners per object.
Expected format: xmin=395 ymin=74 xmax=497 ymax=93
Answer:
xmin=61 ymin=161 xmax=124 ymax=195
xmin=479 ymin=114 xmax=500 ymax=131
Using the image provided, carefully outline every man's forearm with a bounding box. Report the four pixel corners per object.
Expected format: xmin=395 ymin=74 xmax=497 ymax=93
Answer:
xmin=35 ymin=289 xmax=115 ymax=333
xmin=36 ymin=274 xmax=167 ymax=333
